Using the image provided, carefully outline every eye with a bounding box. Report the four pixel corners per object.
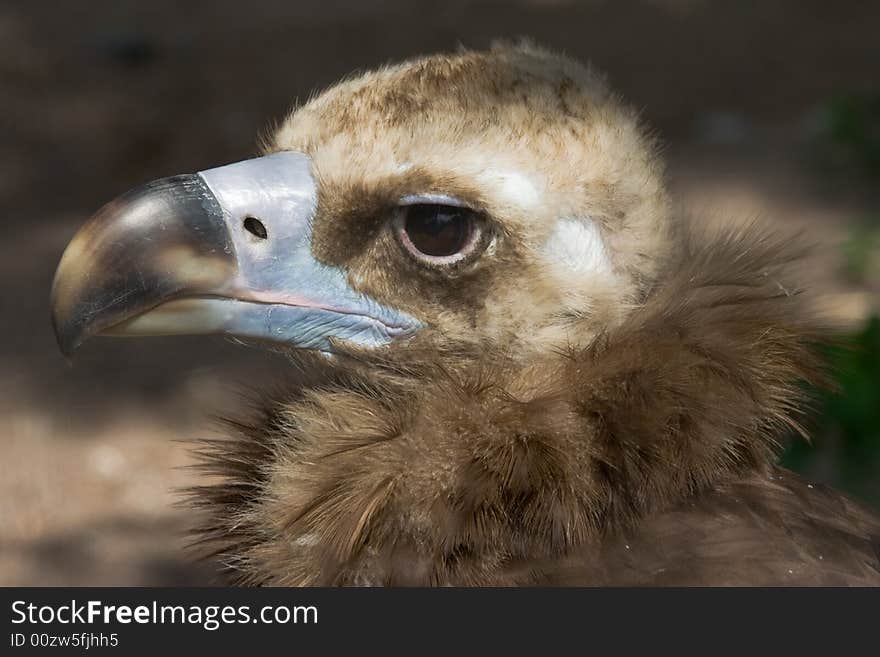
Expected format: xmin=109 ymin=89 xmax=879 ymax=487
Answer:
xmin=393 ymin=203 xmax=483 ymax=265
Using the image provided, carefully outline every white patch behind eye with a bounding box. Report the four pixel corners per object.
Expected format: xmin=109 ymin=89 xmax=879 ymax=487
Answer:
xmin=544 ymin=218 xmax=614 ymax=277
xmin=477 ymin=168 xmax=541 ymax=208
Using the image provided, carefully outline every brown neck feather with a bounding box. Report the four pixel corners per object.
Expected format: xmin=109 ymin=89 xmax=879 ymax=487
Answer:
xmin=190 ymin=225 xmax=825 ymax=585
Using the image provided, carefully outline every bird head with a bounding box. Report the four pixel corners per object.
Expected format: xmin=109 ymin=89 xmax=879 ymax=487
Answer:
xmin=51 ymin=43 xmax=673 ymax=362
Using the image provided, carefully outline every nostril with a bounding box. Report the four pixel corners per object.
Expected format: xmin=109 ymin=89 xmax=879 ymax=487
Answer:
xmin=243 ymin=216 xmax=268 ymax=239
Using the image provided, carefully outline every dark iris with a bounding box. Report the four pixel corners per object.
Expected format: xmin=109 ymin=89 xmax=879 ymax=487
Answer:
xmin=403 ymin=204 xmax=473 ymax=257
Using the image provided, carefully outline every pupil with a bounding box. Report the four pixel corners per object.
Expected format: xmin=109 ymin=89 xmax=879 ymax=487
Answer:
xmin=405 ymin=205 xmax=470 ymax=257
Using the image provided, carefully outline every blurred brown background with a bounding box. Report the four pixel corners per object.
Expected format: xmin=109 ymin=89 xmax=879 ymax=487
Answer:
xmin=2 ymin=0 xmax=879 ymax=585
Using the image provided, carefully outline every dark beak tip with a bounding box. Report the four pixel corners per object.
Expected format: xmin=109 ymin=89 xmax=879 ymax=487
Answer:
xmin=51 ymin=313 xmax=81 ymax=359
xmin=50 ymin=288 xmax=86 ymax=359
xmin=48 ymin=172 xmax=232 ymax=359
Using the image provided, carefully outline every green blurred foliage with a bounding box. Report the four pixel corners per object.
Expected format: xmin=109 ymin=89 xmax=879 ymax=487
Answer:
xmin=812 ymin=93 xmax=880 ymax=177
xmin=781 ymin=317 xmax=880 ymax=508
xmin=787 ymin=90 xmax=880 ymax=509
xmin=839 ymin=221 xmax=880 ymax=283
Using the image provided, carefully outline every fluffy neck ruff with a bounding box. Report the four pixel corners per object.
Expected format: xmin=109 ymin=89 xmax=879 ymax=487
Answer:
xmin=191 ymin=227 xmax=824 ymax=585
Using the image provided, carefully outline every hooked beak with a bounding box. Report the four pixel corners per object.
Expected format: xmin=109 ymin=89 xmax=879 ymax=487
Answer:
xmin=50 ymin=151 xmax=420 ymax=356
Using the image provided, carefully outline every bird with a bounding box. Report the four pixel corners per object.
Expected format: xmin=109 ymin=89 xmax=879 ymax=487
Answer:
xmin=51 ymin=41 xmax=880 ymax=586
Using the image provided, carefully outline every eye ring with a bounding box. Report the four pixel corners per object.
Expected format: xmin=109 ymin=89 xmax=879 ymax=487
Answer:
xmin=392 ymin=203 xmax=485 ymax=266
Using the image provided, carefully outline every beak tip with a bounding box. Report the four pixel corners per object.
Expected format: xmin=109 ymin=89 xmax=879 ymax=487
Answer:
xmin=51 ymin=318 xmax=80 ymax=359
xmin=50 ymin=294 xmax=85 ymax=358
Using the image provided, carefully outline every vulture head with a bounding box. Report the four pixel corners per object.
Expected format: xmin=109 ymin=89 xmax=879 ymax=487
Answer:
xmin=53 ymin=43 xmax=670 ymax=361
xmin=51 ymin=43 xmax=880 ymax=585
